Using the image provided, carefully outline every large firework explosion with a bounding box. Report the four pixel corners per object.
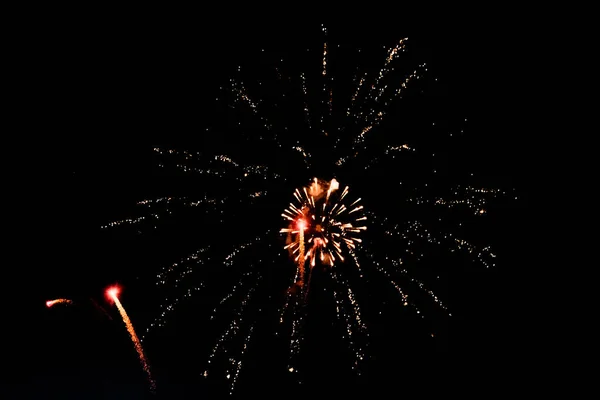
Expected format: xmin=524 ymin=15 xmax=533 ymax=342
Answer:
xmin=89 ymin=26 xmax=517 ymax=396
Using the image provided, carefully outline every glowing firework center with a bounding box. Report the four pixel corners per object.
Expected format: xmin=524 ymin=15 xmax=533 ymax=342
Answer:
xmin=281 ymin=178 xmax=366 ymax=285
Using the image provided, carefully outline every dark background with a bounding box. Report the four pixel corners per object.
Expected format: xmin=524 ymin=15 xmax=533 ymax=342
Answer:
xmin=7 ymin=21 xmax=528 ymax=398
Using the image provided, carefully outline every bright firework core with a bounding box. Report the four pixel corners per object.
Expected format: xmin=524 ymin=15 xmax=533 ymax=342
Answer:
xmin=281 ymin=178 xmax=366 ymax=270
xmin=106 ymin=286 xmax=121 ymax=300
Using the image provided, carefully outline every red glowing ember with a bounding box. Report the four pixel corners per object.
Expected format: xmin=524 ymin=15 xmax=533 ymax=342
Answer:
xmin=106 ymin=285 xmax=121 ymax=299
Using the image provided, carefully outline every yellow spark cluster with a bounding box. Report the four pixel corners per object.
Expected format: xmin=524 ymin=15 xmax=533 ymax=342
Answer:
xmin=205 ymin=276 xmax=261 ymax=379
xmin=366 ymin=62 xmax=427 ymax=123
xmin=300 ymin=73 xmax=312 ymax=129
xmin=359 ymin=125 xmax=373 ymax=139
xmin=286 ymin=290 xmax=305 ymax=372
xmin=185 ymin=235 xmax=269 ymax=382
xmin=323 ymin=42 xmax=328 ymax=76
xmin=385 ymin=220 xmax=496 ymax=269
xmin=386 ymin=38 xmax=408 ymax=65
xmin=345 ymin=286 xmax=367 ymax=332
xmin=249 ymin=191 xmax=266 ymax=198
xmin=173 ymin=163 xmax=280 ymax=181
xmin=175 ymin=164 xmax=225 ymax=177
xmin=137 ymin=196 xmax=175 ymax=205
xmin=386 ymin=144 xmax=413 ymax=153
xmin=101 ymin=216 xmax=147 ymax=229
xmin=358 ymin=248 xmax=423 ymax=316
xmin=337 ymin=40 xmax=426 ymax=166
xmin=359 ymin=208 xmax=499 ymax=320
xmin=231 ymin=79 xmax=259 ymax=111
xmin=144 ymin=284 xmax=205 ymax=337
xmin=189 ymin=196 xmax=223 ymax=207
xmin=292 ymin=145 xmax=311 ymax=168
xmin=230 ymin=78 xmax=274 ymax=132
xmin=361 ymin=144 xmax=416 ymax=169
xmin=224 ymin=235 xmax=265 ymax=267
xmin=153 ymin=147 xmax=201 ymax=161
xmin=156 ymin=246 xmax=210 ymax=286
xmin=372 ymin=38 xmax=408 ymax=98
xmin=347 ymin=73 xmax=368 ymax=116
xmin=145 ymin=234 xmax=267 ymax=339
xmin=278 ymin=264 xmax=301 ymax=324
xmin=215 ymin=155 xmax=239 ymax=167
xmin=407 ymin=186 xmax=506 ymax=216
xmin=228 ymin=324 xmax=255 ymax=395
xmin=322 ymin=25 xmax=328 ymax=76
xmin=376 ymin=261 xmax=422 ymax=315
xmin=103 ymin=195 xmax=229 ymax=232
xmin=154 ymin=147 xmax=281 ymax=181
xmin=210 ymin=271 xmax=255 ymax=321
xmin=392 ymin=261 xmax=448 ymax=312
xmin=330 ymin=269 xmax=368 ymax=371
xmin=390 ymin=63 xmax=427 ymax=100
xmin=340 ymin=65 xmax=428 ymax=164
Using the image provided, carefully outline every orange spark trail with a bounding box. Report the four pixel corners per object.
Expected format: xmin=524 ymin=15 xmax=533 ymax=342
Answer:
xmin=46 ymin=299 xmax=73 ymax=307
xmin=297 ymin=222 xmax=306 ymax=286
xmin=108 ymin=289 xmax=156 ymax=392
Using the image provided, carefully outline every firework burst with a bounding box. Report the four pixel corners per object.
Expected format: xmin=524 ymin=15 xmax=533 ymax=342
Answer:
xmin=281 ymin=178 xmax=365 ymax=273
xmin=99 ymin=26 xmax=513 ymax=395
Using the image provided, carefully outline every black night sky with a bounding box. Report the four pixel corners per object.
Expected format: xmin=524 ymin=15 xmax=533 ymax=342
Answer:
xmin=8 ymin=21 xmax=528 ymax=399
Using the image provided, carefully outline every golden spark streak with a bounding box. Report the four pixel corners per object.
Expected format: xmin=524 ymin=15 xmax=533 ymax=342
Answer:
xmin=339 ymin=188 xmax=349 ymax=202
xmin=110 ymin=294 xmax=156 ymax=392
xmin=348 ymin=205 xmax=364 ymax=214
xmin=349 ymin=198 xmax=362 ymax=207
xmin=336 ymin=205 xmax=347 ymax=215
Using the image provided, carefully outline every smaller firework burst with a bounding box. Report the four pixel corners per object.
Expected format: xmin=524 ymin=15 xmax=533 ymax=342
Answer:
xmin=281 ymin=178 xmax=366 ymax=287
